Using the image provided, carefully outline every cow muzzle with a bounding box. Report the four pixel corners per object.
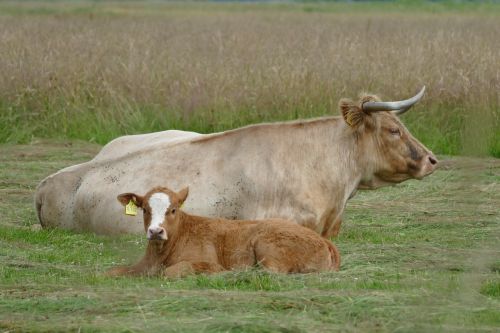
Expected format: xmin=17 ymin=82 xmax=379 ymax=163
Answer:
xmin=147 ymin=227 xmax=167 ymax=240
xmin=416 ymin=153 xmax=438 ymax=179
xmin=426 ymin=153 xmax=438 ymax=172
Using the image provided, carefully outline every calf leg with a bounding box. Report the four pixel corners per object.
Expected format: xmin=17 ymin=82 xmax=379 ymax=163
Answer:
xmin=106 ymin=241 xmax=165 ymax=277
xmin=163 ymin=261 xmax=225 ymax=278
xmin=252 ymin=242 xmax=293 ymax=273
xmin=106 ymin=266 xmax=133 ymax=277
xmin=252 ymin=232 xmax=339 ymax=274
xmin=105 ymin=261 xmax=160 ymax=277
xmin=258 ymin=259 xmax=290 ymax=273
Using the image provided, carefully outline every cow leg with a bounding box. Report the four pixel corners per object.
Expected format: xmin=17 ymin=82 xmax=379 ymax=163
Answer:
xmin=322 ymin=216 xmax=343 ymax=238
xmin=163 ymin=261 xmax=225 ymax=278
xmin=329 ymin=217 xmax=343 ymax=237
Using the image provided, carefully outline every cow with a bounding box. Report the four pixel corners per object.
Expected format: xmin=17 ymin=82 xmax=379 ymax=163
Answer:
xmin=106 ymin=186 xmax=341 ymax=277
xmin=35 ymin=87 xmax=437 ymax=237
xmin=92 ymin=129 xmax=201 ymax=162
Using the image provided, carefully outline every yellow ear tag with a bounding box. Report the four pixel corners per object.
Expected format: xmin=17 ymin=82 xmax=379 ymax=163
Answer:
xmin=125 ymin=200 xmax=138 ymax=216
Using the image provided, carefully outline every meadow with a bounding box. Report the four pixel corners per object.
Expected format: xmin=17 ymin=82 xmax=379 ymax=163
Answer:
xmin=0 ymin=1 xmax=499 ymax=332
xmin=0 ymin=1 xmax=499 ymax=156
xmin=1 ymin=140 xmax=499 ymax=332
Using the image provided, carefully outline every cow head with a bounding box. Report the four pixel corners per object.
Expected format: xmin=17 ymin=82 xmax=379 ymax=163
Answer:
xmin=340 ymin=87 xmax=438 ymax=189
xmin=117 ymin=186 xmax=189 ymax=240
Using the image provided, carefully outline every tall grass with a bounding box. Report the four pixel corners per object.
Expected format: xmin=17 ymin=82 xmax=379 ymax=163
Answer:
xmin=0 ymin=1 xmax=499 ymax=156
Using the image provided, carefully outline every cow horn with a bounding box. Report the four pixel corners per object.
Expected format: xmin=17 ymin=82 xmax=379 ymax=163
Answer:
xmin=362 ymin=86 xmax=426 ymax=115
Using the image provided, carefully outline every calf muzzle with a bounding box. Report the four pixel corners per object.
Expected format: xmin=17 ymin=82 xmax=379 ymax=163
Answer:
xmin=147 ymin=227 xmax=167 ymax=240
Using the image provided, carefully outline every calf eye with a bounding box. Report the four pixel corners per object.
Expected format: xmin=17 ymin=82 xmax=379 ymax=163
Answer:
xmin=171 ymin=209 xmax=176 ymax=214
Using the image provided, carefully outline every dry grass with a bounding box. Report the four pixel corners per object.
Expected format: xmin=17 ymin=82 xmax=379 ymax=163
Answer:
xmin=0 ymin=1 xmax=499 ymax=156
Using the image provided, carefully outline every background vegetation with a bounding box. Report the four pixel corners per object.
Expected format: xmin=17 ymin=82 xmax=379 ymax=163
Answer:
xmin=0 ymin=0 xmax=499 ymax=156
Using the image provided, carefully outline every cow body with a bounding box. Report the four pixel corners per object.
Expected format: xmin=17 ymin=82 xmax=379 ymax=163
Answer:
xmin=93 ymin=129 xmax=201 ymax=162
xmin=107 ymin=187 xmax=340 ymax=277
xmin=35 ymin=90 xmax=437 ymax=237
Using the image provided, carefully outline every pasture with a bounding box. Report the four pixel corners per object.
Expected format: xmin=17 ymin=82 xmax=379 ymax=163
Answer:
xmin=1 ymin=141 xmax=499 ymax=332
xmin=0 ymin=1 xmax=499 ymax=332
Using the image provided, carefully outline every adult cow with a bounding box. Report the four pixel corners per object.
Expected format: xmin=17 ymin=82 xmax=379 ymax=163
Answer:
xmin=35 ymin=87 xmax=437 ymax=237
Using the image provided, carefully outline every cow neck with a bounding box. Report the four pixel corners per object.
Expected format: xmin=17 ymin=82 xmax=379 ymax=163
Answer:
xmin=350 ymin=123 xmax=384 ymax=189
xmin=305 ymin=121 xmax=363 ymax=235
xmin=302 ymin=118 xmax=363 ymax=201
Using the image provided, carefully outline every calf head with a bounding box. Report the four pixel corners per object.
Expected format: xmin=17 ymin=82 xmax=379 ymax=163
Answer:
xmin=340 ymin=87 xmax=438 ymax=189
xmin=117 ymin=186 xmax=189 ymax=240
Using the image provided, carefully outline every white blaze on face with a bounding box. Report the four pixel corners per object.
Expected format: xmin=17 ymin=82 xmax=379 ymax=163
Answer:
xmin=148 ymin=192 xmax=171 ymax=230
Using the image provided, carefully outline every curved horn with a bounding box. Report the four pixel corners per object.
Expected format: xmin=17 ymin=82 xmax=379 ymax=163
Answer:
xmin=362 ymin=86 xmax=426 ymax=115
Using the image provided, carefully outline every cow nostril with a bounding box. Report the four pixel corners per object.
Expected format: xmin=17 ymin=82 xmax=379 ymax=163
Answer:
xmin=158 ymin=229 xmax=164 ymax=234
xmin=429 ymin=156 xmax=437 ymax=165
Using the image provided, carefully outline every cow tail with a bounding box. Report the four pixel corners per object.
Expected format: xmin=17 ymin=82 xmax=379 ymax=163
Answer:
xmin=325 ymin=240 xmax=341 ymax=271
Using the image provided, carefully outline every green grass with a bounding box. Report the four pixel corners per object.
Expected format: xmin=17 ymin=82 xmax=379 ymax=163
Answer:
xmin=1 ymin=1 xmax=500 ymax=16
xmin=0 ymin=142 xmax=499 ymax=332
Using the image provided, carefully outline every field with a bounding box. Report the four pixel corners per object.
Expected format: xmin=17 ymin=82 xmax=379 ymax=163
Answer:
xmin=1 ymin=142 xmax=499 ymax=332
xmin=0 ymin=1 xmax=499 ymax=332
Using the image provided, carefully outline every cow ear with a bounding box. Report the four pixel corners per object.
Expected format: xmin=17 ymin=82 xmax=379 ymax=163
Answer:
xmin=339 ymin=98 xmax=365 ymax=129
xmin=117 ymin=193 xmax=144 ymax=208
xmin=177 ymin=187 xmax=189 ymax=205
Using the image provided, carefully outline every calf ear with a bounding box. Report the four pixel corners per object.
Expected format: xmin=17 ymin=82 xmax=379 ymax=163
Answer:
xmin=117 ymin=193 xmax=144 ymax=208
xmin=177 ymin=187 xmax=189 ymax=205
xmin=339 ymin=98 xmax=365 ymax=129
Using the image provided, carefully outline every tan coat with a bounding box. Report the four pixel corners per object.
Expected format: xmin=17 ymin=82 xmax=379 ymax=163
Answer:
xmin=107 ymin=187 xmax=340 ymax=277
xmin=35 ymin=92 xmax=437 ymax=237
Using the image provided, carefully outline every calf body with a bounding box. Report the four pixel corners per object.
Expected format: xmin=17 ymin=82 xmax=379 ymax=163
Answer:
xmin=108 ymin=187 xmax=340 ymax=277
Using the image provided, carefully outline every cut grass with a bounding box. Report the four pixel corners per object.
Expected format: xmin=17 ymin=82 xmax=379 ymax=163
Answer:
xmin=0 ymin=141 xmax=498 ymax=332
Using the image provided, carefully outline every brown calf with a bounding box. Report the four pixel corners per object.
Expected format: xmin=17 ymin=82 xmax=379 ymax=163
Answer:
xmin=107 ymin=186 xmax=340 ymax=278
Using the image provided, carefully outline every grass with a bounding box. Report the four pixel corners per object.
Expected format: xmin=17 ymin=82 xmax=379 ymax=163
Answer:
xmin=0 ymin=1 xmax=499 ymax=156
xmin=0 ymin=141 xmax=499 ymax=332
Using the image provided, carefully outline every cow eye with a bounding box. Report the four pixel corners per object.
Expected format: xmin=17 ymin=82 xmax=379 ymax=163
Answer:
xmin=389 ymin=128 xmax=400 ymax=136
xmin=171 ymin=209 xmax=176 ymax=214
